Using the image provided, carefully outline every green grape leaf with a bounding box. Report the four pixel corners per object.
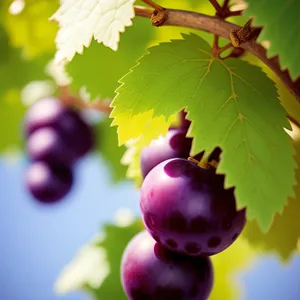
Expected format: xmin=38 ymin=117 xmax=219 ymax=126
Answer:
xmin=67 ymin=18 xmax=154 ymax=99
xmin=111 ymin=33 xmax=296 ymax=231
xmin=50 ymin=0 xmax=136 ymax=63
xmin=244 ymin=0 xmax=300 ymax=80
xmin=0 ymin=26 xmax=52 ymax=98
xmin=241 ymin=52 xmax=300 ymax=126
xmin=3 ymin=0 xmax=59 ymax=59
xmin=243 ymin=136 xmax=300 ymax=261
xmin=96 ymin=117 xmax=127 ymax=183
xmin=0 ymin=89 xmax=26 ymax=152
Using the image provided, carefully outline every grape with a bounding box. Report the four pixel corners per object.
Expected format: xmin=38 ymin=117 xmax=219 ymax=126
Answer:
xmin=24 ymin=97 xmax=94 ymax=160
xmin=121 ymin=230 xmax=213 ymax=300
xmin=24 ymin=97 xmax=67 ymax=136
xmin=62 ymin=110 xmax=94 ymax=158
xmin=25 ymin=161 xmax=73 ymax=203
xmin=140 ymin=158 xmax=246 ymax=257
xmin=140 ymin=128 xmax=192 ymax=179
xmin=26 ymin=127 xmax=76 ymax=165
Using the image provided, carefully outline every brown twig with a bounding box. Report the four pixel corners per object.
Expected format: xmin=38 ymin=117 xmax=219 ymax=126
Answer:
xmin=230 ymin=17 xmax=261 ymax=47
xmin=139 ymin=1 xmax=168 ymax=27
xmin=142 ymin=0 xmax=164 ymax=12
xmin=228 ymin=10 xmax=243 ymax=17
xmin=212 ymin=34 xmax=233 ymax=58
xmin=222 ymin=0 xmax=230 ymax=9
xmin=209 ymin=0 xmax=222 ymax=12
xmin=134 ymin=6 xmax=300 ymax=102
xmin=134 ymin=6 xmax=153 ymax=18
xmin=59 ymin=86 xmax=112 ymax=114
xmin=210 ymin=0 xmax=243 ymax=19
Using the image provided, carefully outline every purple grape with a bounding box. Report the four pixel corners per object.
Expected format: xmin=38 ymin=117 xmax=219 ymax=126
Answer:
xmin=26 ymin=127 xmax=77 ymax=165
xmin=24 ymin=97 xmax=67 ymax=136
xmin=140 ymin=128 xmax=192 ymax=179
xmin=140 ymin=158 xmax=246 ymax=257
xmin=61 ymin=110 xmax=94 ymax=158
xmin=24 ymin=97 xmax=94 ymax=159
xmin=121 ymin=230 xmax=213 ymax=300
xmin=25 ymin=161 xmax=73 ymax=203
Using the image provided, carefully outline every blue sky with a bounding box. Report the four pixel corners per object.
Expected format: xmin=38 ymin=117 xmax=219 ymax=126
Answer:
xmin=0 ymin=154 xmax=299 ymax=300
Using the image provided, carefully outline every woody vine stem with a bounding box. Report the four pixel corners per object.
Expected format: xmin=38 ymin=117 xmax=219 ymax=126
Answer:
xmin=135 ymin=0 xmax=300 ymax=102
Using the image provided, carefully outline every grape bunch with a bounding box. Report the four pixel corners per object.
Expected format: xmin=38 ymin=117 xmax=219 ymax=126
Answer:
xmin=24 ymin=97 xmax=95 ymax=204
xmin=121 ymin=112 xmax=247 ymax=300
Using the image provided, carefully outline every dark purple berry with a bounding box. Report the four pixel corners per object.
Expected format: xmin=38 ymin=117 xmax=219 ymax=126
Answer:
xmin=140 ymin=158 xmax=246 ymax=257
xmin=121 ymin=230 xmax=213 ymax=300
xmin=26 ymin=127 xmax=77 ymax=165
xmin=140 ymin=128 xmax=192 ymax=178
xmin=24 ymin=97 xmax=67 ymax=136
xmin=24 ymin=97 xmax=94 ymax=160
xmin=25 ymin=161 xmax=73 ymax=203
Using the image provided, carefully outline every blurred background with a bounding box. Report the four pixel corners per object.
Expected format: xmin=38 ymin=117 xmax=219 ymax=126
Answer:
xmin=1 ymin=0 xmax=300 ymax=300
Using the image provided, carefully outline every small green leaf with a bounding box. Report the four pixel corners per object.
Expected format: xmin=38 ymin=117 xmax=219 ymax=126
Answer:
xmin=111 ymin=33 xmax=296 ymax=231
xmin=66 ymin=18 xmax=154 ymax=99
xmin=244 ymin=0 xmax=300 ymax=80
xmin=95 ymin=117 xmax=127 ymax=183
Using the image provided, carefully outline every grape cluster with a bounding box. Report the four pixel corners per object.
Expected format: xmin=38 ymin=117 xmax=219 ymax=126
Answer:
xmin=121 ymin=112 xmax=247 ymax=300
xmin=24 ymin=97 xmax=94 ymax=204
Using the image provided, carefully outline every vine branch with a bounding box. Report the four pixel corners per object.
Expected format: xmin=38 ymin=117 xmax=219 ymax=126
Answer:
xmin=134 ymin=6 xmax=300 ymax=102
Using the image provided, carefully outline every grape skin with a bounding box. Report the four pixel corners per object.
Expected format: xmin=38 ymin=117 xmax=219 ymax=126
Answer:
xmin=140 ymin=158 xmax=246 ymax=257
xmin=121 ymin=230 xmax=213 ymax=300
xmin=140 ymin=128 xmax=192 ymax=179
xmin=26 ymin=127 xmax=77 ymax=166
xmin=25 ymin=161 xmax=73 ymax=203
xmin=24 ymin=97 xmax=94 ymax=160
xmin=24 ymin=97 xmax=67 ymax=136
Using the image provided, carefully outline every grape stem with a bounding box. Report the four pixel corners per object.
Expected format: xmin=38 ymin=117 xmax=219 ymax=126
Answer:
xmin=212 ymin=35 xmax=234 ymax=59
xmin=142 ymin=0 xmax=164 ymax=12
xmin=188 ymin=156 xmax=217 ymax=170
xmin=133 ymin=6 xmax=300 ymax=102
xmin=59 ymin=86 xmax=112 ymax=113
